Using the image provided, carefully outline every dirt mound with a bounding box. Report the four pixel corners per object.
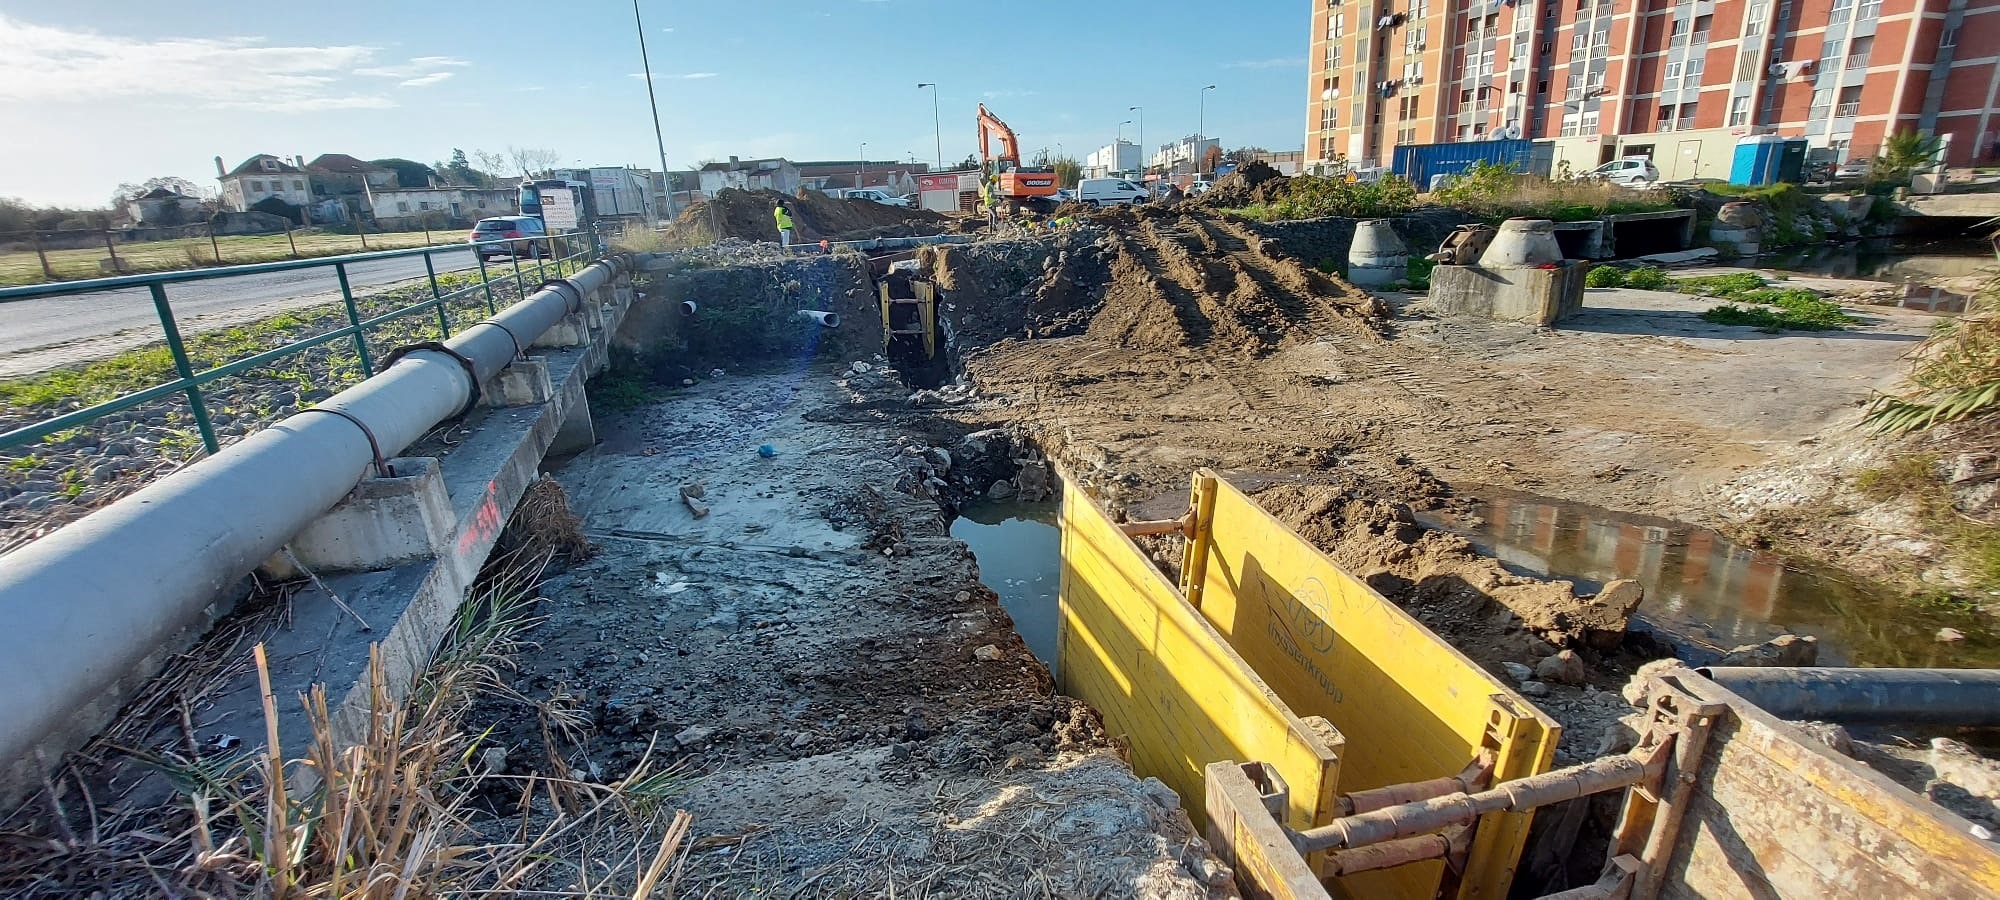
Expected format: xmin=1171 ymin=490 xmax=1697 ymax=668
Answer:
xmin=661 ymin=188 xmax=951 ymax=246
xmin=1081 ymin=210 xmax=1384 ymax=353
xmin=1199 ymin=160 xmax=1285 ymax=208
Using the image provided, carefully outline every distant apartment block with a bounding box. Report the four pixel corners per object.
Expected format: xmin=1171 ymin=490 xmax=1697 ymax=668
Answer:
xmin=1306 ymin=0 xmax=2000 ymax=175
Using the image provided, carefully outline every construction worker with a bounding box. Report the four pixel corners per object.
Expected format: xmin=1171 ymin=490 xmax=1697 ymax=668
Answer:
xmin=773 ymin=202 xmax=795 ymax=248
xmin=980 ymin=177 xmax=997 ymax=230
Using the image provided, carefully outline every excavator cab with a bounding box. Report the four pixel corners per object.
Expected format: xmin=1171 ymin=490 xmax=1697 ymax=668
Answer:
xmin=978 ymin=103 xmax=1060 ymax=215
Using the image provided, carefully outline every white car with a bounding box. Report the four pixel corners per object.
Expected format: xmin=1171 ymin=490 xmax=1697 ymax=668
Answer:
xmin=1076 ymin=178 xmax=1149 ymax=207
xmin=1587 ymin=157 xmax=1660 ymax=186
xmin=843 ymin=188 xmax=911 ymax=208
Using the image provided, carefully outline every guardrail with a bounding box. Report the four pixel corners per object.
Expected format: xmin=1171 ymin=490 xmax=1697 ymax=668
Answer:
xmin=0 ymin=229 xmax=602 ymax=456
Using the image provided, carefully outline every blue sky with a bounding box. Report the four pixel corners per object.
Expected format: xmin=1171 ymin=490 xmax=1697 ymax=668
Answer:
xmin=0 ymin=1 xmax=1312 ymax=207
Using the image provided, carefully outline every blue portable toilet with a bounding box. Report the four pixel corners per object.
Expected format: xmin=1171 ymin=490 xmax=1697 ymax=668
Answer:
xmin=1729 ymin=135 xmax=1786 ymax=186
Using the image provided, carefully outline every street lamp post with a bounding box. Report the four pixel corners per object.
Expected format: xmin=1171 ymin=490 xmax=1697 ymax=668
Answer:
xmin=1199 ymin=84 xmax=1217 ymax=175
xmin=917 ymin=83 xmax=942 ymax=170
xmin=1129 ymin=106 xmax=1144 ymax=176
xmin=858 ymin=142 xmax=867 ymax=192
xmin=631 ymin=0 xmax=677 ymax=219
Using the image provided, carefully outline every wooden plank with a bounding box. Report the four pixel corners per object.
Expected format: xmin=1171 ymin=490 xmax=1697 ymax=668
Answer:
xmin=1058 ymin=480 xmax=1342 ymax=834
xmin=1658 ymin=672 xmax=2000 ymax=899
xmin=1189 ymin=471 xmax=1560 ymax=900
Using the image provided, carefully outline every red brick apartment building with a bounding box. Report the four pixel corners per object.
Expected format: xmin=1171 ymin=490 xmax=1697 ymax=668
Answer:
xmin=1305 ymin=0 xmax=2000 ymax=176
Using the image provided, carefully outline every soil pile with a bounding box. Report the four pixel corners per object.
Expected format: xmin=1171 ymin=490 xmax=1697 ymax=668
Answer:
xmin=661 ymin=188 xmax=951 ymax=245
xmin=1198 ymin=160 xmax=1286 ymax=208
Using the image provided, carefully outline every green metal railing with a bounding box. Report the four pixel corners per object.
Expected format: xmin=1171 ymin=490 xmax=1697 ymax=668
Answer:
xmin=0 ymin=229 xmax=603 ymax=455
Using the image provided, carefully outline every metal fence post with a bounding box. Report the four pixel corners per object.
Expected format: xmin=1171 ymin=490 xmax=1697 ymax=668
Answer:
xmin=149 ymin=283 xmax=219 ymax=454
xmin=475 ymin=251 xmax=498 ymax=314
xmin=103 ymin=230 xmax=121 ymax=273
xmin=285 ymin=224 xmax=299 ymax=258
xmin=333 ymin=262 xmax=375 ymax=376
xmin=423 ymin=251 xmax=451 ymax=337
xmin=208 ymin=220 xmax=222 ymax=265
xmin=509 ymin=247 xmax=528 ymax=301
xmin=535 ymin=238 xmax=549 ymax=282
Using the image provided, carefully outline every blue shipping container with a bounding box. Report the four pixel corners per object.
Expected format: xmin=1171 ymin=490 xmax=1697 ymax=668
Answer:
xmin=1392 ymin=140 xmax=1554 ymax=188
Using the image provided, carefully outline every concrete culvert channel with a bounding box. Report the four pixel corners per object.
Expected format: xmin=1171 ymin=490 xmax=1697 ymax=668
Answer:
xmin=10 ymin=196 xmax=2000 ymax=896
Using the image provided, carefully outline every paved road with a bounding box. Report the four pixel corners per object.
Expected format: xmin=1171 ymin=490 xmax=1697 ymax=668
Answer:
xmin=0 ymin=251 xmax=486 ymax=378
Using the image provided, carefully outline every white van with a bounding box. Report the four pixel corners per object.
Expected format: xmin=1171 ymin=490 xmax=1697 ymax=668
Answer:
xmin=1076 ymin=178 xmax=1149 ymax=207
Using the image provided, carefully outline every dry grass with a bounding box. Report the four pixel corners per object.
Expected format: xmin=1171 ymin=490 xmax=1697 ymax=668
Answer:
xmin=1867 ymin=277 xmax=2000 ymax=435
xmin=0 ymin=547 xmax=693 ymax=899
xmin=0 ymin=231 xmax=444 ymax=287
xmin=505 ymin=475 xmax=595 ymax=565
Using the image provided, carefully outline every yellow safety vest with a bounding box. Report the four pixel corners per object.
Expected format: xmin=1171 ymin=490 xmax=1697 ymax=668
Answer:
xmin=774 ymin=208 xmax=793 ymax=230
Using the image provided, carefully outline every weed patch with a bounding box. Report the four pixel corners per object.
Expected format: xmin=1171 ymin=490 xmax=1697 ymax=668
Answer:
xmin=1855 ymin=454 xmax=2000 ymax=592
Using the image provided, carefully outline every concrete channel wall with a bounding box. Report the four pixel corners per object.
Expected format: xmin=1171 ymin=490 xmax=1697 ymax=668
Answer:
xmin=0 ymin=258 xmax=635 ymax=806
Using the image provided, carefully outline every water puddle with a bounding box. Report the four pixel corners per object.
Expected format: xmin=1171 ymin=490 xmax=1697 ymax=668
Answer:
xmin=951 ymin=496 xmax=1061 ymax=670
xmin=1419 ymin=485 xmax=2000 ymax=668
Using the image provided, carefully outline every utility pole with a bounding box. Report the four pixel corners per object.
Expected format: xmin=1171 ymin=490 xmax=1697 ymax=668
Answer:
xmin=632 ymin=0 xmax=678 ymax=219
xmin=859 ymin=142 xmax=867 ymax=192
xmin=1199 ymin=84 xmax=1217 ymax=175
xmin=1129 ymin=106 xmax=1144 ymax=176
xmin=918 ymin=83 xmax=942 ymax=170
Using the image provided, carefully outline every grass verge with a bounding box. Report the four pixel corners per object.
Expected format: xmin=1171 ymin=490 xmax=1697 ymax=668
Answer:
xmin=0 ymin=230 xmax=444 ymax=287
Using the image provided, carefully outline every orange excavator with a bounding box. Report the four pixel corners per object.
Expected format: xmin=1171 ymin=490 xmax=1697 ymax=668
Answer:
xmin=977 ymin=103 xmax=1060 ymax=214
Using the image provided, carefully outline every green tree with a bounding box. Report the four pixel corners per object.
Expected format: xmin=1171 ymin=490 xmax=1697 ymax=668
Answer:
xmin=1870 ymin=130 xmax=1945 ymax=187
xmin=1051 ymin=155 xmax=1082 ymax=189
xmin=441 ymin=148 xmax=480 ymax=186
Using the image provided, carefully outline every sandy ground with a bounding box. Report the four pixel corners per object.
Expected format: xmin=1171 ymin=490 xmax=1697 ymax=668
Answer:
xmin=461 ymin=364 xmax=1227 ymax=898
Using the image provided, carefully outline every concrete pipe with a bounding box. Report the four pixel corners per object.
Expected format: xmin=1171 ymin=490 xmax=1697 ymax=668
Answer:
xmin=0 ymin=258 xmax=620 ymax=776
xmin=1699 ymin=666 xmax=2000 ymax=726
xmin=1346 ymin=220 xmax=1409 ymax=289
xmin=797 ymin=309 xmax=841 ymax=328
xmin=681 ymin=300 xmax=698 ymax=315
xmin=1477 ymin=219 xmax=1564 ymax=268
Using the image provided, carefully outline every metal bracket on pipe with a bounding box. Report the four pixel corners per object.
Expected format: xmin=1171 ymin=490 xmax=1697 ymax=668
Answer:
xmin=537 ymin=279 xmax=584 ymax=316
xmin=381 ymin=341 xmax=483 ymax=420
xmin=462 ymin=320 xmax=526 ymax=361
xmin=1120 ymin=508 xmax=1196 ymax=538
xmin=290 ymin=408 xmax=395 ymax=479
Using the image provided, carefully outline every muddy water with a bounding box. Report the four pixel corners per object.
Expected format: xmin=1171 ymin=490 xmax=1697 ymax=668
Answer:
xmin=951 ymin=497 xmax=1062 ymax=669
xmin=1421 ymin=486 xmax=2000 ymax=668
xmin=1757 ymin=241 xmax=1993 ymax=282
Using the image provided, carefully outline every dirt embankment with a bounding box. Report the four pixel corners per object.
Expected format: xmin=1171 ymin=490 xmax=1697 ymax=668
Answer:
xmin=661 ymin=188 xmax=954 ymax=246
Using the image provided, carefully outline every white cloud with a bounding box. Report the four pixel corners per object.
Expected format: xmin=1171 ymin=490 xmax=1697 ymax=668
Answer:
xmin=398 ymin=72 xmax=455 ymax=88
xmin=355 ymin=55 xmax=469 ymax=78
xmin=679 ymin=72 xmax=719 ymax=79
xmin=0 ymin=15 xmax=481 ymax=112
xmin=1225 ymin=57 xmax=1306 ymax=69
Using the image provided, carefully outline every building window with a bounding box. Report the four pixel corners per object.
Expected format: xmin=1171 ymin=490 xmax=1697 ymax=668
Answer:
xmin=418 ymin=201 xmax=431 ymax=211
xmin=1658 ymin=105 xmax=1676 ymax=131
xmin=1565 ymin=73 xmax=1582 ymax=98
xmin=1745 ymin=1 xmax=1767 ymax=35
xmin=1323 ymin=104 xmax=1340 ymax=128
xmin=1809 ymin=86 xmax=1832 ymax=120
xmin=1680 ymin=101 xmax=1699 ymax=126
xmin=1665 ymin=60 xmax=1683 ymax=82
xmin=1479 ymin=49 xmax=1495 ymax=75
xmin=259 ymin=158 xmax=280 ymax=172
xmin=1585 ymin=70 xmax=1605 ymax=91
xmin=1536 ymin=79 xmax=1549 ymax=96
xmin=1670 ymin=18 xmax=1689 ymax=47
xmin=1580 ymin=111 xmax=1599 ymax=132
xmin=477 ymin=198 xmax=487 ymax=208
xmin=1829 ymin=0 xmax=1851 ymax=23
xmin=1941 ymin=25 xmax=1958 ymax=47
xmin=1329 ymin=13 xmax=1345 ymax=37
xmin=1411 ymin=0 xmax=1429 ymax=16
xmin=1560 ymin=113 xmax=1581 ymax=136
xmin=1540 ymin=40 xmax=1552 ymax=55
xmin=1573 ymin=30 xmax=1588 ymax=52
xmin=1461 ymin=88 xmax=1474 ymax=103
xmin=1685 ymin=57 xmax=1704 ymax=81
xmin=1593 ymin=28 xmax=1609 ymax=47
xmin=249 ymin=180 xmax=263 ymax=192
xmin=1835 ymin=85 xmax=1862 ymax=117
xmin=1846 ymin=35 xmax=1873 ymax=69
xmin=292 ymin=180 xmax=304 ymax=191
xmin=1728 ymin=95 xmax=1750 ymax=125
xmin=1691 ymin=15 xmax=1710 ymax=42
xmin=397 ymin=201 xmax=410 ymax=213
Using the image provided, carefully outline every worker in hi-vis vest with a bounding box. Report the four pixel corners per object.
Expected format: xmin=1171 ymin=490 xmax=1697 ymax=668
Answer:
xmin=980 ymin=178 xmax=996 ymax=230
xmin=773 ymin=202 xmax=794 ymax=247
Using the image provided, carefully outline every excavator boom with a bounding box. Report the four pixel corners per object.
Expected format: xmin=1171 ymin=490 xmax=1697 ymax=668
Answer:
xmin=976 ymin=103 xmax=1059 ymax=204
xmin=976 ymin=103 xmax=1022 ymax=167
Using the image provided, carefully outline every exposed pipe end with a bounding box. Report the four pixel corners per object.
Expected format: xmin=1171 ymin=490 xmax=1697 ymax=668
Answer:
xmin=797 ymin=309 xmax=840 ymax=328
xmin=681 ymin=300 xmax=698 ymax=315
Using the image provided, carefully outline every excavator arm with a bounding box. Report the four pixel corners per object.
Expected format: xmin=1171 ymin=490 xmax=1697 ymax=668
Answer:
xmin=977 ymin=103 xmax=1022 ymax=170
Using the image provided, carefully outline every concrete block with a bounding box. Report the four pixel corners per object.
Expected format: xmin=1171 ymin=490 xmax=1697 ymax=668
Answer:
xmin=288 ymin=457 xmax=453 ymax=573
xmin=1429 ymin=263 xmax=1587 ymax=326
xmin=532 ymin=312 xmax=590 ymax=348
xmin=482 ymin=356 xmax=553 ymax=407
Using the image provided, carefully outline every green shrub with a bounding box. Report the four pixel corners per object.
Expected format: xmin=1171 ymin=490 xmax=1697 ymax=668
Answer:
xmin=1623 ymin=266 xmax=1672 ymax=290
xmin=1672 ymin=272 xmax=1765 ymax=297
xmin=1585 ymin=265 xmax=1626 ymax=288
xmin=1258 ymin=174 xmax=1418 ymax=220
xmin=1405 ymin=257 xmax=1436 ymax=291
xmin=1701 ymin=294 xmax=1855 ymax=331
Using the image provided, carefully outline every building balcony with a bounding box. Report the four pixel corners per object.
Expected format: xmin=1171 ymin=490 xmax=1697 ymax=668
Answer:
xmin=1834 ymin=101 xmax=1860 ymax=117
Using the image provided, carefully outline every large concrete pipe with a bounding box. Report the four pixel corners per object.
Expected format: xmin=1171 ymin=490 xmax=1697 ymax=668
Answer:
xmin=1346 ymin=220 xmax=1408 ymax=289
xmin=1477 ymin=219 xmax=1564 ymax=268
xmin=0 ymin=258 xmax=620 ymax=774
xmin=1699 ymin=666 xmax=2000 ymax=726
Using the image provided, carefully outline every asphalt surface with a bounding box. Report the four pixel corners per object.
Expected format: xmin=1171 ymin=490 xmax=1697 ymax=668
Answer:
xmin=0 ymin=250 xmax=484 ymax=377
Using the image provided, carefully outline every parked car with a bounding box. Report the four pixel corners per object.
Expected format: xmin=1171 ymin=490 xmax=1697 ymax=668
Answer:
xmin=1190 ymin=180 xmax=1214 ymax=195
xmin=1586 ymin=156 xmax=1660 ymax=186
xmin=468 ymin=216 xmax=548 ymax=261
xmin=1053 ymin=188 xmax=1076 ymax=203
xmin=1076 ymin=177 xmax=1149 ymax=207
xmin=842 ymin=188 xmax=912 ymax=208
xmin=1834 ymin=158 xmax=1872 ymax=181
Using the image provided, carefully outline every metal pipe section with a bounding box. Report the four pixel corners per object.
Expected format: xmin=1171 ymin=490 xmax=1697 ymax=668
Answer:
xmin=0 ymin=258 xmax=619 ymax=772
xmin=1697 ymin=666 xmax=2000 ymax=726
xmin=1296 ymin=754 xmax=1652 ymax=854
